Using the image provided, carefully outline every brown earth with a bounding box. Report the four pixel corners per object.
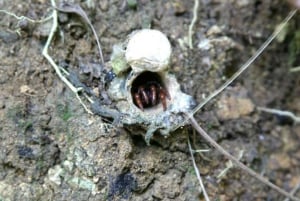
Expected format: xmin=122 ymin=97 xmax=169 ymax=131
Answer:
xmin=0 ymin=0 xmax=300 ymax=201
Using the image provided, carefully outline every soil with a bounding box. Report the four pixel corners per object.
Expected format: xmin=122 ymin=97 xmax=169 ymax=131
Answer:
xmin=0 ymin=0 xmax=300 ymax=201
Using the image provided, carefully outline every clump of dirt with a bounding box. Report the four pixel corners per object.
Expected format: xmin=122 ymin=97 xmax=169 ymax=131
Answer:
xmin=0 ymin=0 xmax=299 ymax=201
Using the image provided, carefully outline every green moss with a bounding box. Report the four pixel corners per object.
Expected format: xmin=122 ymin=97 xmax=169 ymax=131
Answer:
xmin=57 ymin=104 xmax=72 ymax=121
xmin=187 ymin=166 xmax=196 ymax=176
xmin=127 ymin=0 xmax=137 ymax=9
xmin=110 ymin=44 xmax=128 ymax=75
xmin=288 ymin=30 xmax=300 ymax=67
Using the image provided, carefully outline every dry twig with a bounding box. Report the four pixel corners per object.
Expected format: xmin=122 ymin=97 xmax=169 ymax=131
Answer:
xmin=284 ymin=180 xmax=300 ymax=201
xmin=187 ymin=137 xmax=210 ymax=201
xmin=187 ymin=114 xmax=300 ymax=201
xmin=173 ymin=9 xmax=298 ymax=132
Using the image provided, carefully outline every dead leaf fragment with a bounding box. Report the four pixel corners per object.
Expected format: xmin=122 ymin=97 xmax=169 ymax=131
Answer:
xmin=20 ymin=85 xmax=36 ymax=95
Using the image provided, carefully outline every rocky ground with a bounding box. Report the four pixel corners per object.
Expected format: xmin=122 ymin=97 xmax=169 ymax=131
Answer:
xmin=0 ymin=0 xmax=299 ymax=200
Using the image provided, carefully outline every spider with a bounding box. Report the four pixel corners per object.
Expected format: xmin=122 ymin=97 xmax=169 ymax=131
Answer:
xmin=131 ymin=72 xmax=171 ymax=111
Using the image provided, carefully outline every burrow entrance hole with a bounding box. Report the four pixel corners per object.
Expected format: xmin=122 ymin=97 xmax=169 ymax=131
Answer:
xmin=131 ymin=71 xmax=167 ymax=110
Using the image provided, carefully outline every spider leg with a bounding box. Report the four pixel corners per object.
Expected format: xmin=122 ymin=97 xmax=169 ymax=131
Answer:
xmin=159 ymin=92 xmax=167 ymax=111
xmin=134 ymin=93 xmax=144 ymax=111
xmin=139 ymin=86 xmax=149 ymax=105
xmin=150 ymin=85 xmax=157 ymax=105
xmin=159 ymin=86 xmax=171 ymax=100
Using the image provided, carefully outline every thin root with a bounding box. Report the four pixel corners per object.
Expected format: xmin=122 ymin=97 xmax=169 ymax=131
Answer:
xmin=284 ymin=180 xmax=300 ymax=201
xmin=188 ymin=137 xmax=210 ymax=201
xmin=173 ymin=9 xmax=298 ymax=132
xmin=187 ymin=114 xmax=300 ymax=201
xmin=0 ymin=9 xmax=53 ymax=36
xmin=42 ymin=0 xmax=93 ymax=114
xmin=217 ymin=150 xmax=244 ymax=182
xmin=257 ymin=107 xmax=300 ymax=124
xmin=188 ymin=0 xmax=199 ymax=49
xmin=290 ymin=66 xmax=300 ymax=72
xmin=190 ymin=9 xmax=297 ymax=116
xmin=52 ymin=2 xmax=105 ymax=68
xmin=0 ymin=9 xmax=53 ymax=24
